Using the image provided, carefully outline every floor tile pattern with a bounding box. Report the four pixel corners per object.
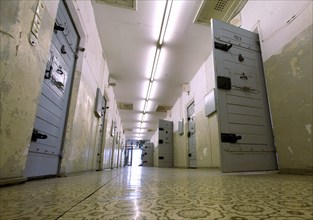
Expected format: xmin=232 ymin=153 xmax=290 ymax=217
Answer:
xmin=0 ymin=167 xmax=312 ymax=219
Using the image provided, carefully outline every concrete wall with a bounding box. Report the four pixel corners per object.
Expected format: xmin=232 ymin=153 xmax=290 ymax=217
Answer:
xmin=240 ymin=0 xmax=312 ymax=173
xmin=263 ymin=25 xmax=312 ymax=173
xmin=156 ymin=0 xmax=312 ymax=173
xmin=0 ymin=0 xmax=125 ymax=184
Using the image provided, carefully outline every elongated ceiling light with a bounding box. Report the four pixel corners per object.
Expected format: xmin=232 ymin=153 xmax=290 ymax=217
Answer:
xmin=158 ymin=0 xmax=173 ymax=46
xmin=139 ymin=0 xmax=173 ymax=135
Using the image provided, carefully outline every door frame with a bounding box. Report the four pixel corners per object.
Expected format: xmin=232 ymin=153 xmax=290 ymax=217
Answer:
xmin=54 ymin=0 xmax=87 ymax=177
xmin=53 ymin=0 xmax=86 ymax=176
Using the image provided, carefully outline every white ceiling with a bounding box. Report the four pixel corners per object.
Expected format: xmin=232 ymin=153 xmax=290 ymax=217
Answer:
xmin=92 ymin=0 xmax=212 ymax=140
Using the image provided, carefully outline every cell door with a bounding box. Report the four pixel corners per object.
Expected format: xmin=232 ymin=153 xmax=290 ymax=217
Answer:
xmin=96 ymin=97 xmax=106 ymax=171
xmin=211 ymin=19 xmax=277 ymax=173
xmin=24 ymin=1 xmax=79 ymax=178
xmin=158 ymin=119 xmax=173 ymax=168
xmin=187 ymin=101 xmax=197 ymax=168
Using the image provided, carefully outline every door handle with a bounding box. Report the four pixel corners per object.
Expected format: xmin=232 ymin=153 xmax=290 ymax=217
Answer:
xmin=31 ymin=129 xmax=48 ymax=142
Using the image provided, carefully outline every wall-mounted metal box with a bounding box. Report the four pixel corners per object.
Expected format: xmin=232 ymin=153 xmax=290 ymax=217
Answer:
xmin=204 ymin=89 xmax=217 ymax=117
xmin=94 ymin=88 xmax=103 ymax=118
xmin=178 ymin=118 xmax=184 ymax=135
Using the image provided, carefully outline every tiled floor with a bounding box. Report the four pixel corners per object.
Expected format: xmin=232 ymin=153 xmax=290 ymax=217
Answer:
xmin=0 ymin=167 xmax=312 ymax=220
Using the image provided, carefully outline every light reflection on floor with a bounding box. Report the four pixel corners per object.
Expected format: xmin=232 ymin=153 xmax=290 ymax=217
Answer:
xmin=0 ymin=167 xmax=312 ymax=219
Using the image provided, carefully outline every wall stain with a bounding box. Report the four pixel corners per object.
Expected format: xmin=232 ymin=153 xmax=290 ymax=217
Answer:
xmin=0 ymin=80 xmax=12 ymax=99
xmin=305 ymin=124 xmax=312 ymax=135
xmin=289 ymin=56 xmax=301 ymax=78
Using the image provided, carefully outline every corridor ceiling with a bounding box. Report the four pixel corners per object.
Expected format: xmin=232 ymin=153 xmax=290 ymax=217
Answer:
xmin=92 ymin=0 xmax=243 ymax=140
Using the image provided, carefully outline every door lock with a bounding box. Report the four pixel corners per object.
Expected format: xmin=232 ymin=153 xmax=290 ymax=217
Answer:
xmin=221 ymin=133 xmax=242 ymax=143
xmin=214 ymin=42 xmax=232 ymax=52
xmin=188 ymin=153 xmax=192 ymax=157
xmin=54 ymin=23 xmax=65 ymax=32
xmin=31 ymin=129 xmax=48 ymax=142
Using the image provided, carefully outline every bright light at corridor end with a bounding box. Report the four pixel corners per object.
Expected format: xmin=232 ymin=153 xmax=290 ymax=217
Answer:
xmin=139 ymin=0 xmax=173 ymax=133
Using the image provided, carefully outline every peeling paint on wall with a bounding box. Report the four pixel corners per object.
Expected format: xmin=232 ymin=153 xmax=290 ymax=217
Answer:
xmin=305 ymin=124 xmax=312 ymax=135
xmin=289 ymin=56 xmax=301 ymax=78
xmin=203 ymin=147 xmax=207 ymax=156
xmin=264 ymin=24 xmax=312 ymax=171
xmin=287 ymin=146 xmax=294 ymax=154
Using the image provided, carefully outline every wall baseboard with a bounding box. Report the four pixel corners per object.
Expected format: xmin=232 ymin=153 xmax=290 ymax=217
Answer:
xmin=279 ymin=168 xmax=313 ymax=175
xmin=0 ymin=176 xmax=27 ymax=187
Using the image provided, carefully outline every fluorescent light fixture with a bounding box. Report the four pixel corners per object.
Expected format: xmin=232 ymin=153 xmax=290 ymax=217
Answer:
xmin=141 ymin=113 xmax=145 ymax=123
xmin=137 ymin=0 xmax=174 ymax=139
xmin=150 ymin=47 xmax=161 ymax=82
xmin=143 ymin=100 xmax=149 ymax=113
xmin=146 ymin=82 xmax=153 ymax=101
xmin=158 ymin=0 xmax=173 ymax=46
xmin=163 ymin=0 xmax=184 ymax=43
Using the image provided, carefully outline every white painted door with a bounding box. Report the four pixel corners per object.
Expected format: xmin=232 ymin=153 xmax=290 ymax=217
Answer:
xmin=212 ymin=19 xmax=278 ymax=173
xmin=24 ymin=1 xmax=79 ymax=178
xmin=187 ymin=102 xmax=197 ymax=168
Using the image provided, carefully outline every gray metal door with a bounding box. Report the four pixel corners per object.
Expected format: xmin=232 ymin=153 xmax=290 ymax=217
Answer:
xmin=96 ymin=97 xmax=106 ymax=171
xmin=110 ymin=122 xmax=117 ymax=169
xmin=158 ymin=119 xmax=173 ymax=167
xmin=187 ymin=101 xmax=197 ymax=168
xmin=24 ymin=1 xmax=79 ymax=178
xmin=211 ymin=19 xmax=277 ymax=173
